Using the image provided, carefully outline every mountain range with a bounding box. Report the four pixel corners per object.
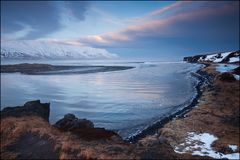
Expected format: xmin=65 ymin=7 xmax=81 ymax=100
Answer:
xmin=1 ymin=40 xmax=118 ymax=60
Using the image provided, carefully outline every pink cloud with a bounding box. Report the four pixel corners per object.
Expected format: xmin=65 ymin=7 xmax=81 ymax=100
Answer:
xmin=147 ymin=1 xmax=189 ymax=17
xmin=44 ymin=39 xmax=83 ymax=46
xmin=79 ymin=2 xmax=238 ymax=46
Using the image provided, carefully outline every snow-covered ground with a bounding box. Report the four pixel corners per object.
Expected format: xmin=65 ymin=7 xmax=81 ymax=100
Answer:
xmin=174 ymin=132 xmax=239 ymax=159
xmin=229 ymin=56 xmax=240 ymax=63
xmin=229 ymin=145 xmax=238 ymax=152
xmin=216 ymin=64 xmax=240 ymax=80
xmin=197 ymin=51 xmax=239 ymax=63
xmin=204 ymin=52 xmax=231 ymax=63
xmin=216 ymin=64 xmax=238 ymax=73
xmin=1 ymin=40 xmax=118 ymax=59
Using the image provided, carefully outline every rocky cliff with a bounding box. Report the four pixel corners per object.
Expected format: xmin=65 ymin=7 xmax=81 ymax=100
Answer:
xmin=183 ymin=50 xmax=239 ymax=63
xmin=1 ymin=100 xmax=183 ymax=159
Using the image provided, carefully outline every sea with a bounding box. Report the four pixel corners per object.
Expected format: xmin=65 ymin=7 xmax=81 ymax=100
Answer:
xmin=1 ymin=60 xmax=203 ymax=139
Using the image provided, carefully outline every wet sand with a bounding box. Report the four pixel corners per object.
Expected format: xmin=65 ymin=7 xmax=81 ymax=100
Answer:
xmin=1 ymin=63 xmax=134 ymax=75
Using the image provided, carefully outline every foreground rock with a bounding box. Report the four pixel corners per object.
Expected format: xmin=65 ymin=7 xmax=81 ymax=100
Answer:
xmin=1 ymin=100 xmax=50 ymax=121
xmin=0 ymin=101 xmax=133 ymax=159
xmin=232 ymin=66 xmax=240 ymax=75
xmin=1 ymin=100 xmax=181 ymax=159
xmin=54 ymin=113 xmax=121 ymax=141
xmin=54 ymin=113 xmax=94 ymax=130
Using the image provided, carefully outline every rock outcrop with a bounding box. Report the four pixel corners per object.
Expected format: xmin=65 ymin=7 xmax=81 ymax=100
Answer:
xmin=0 ymin=101 xmax=131 ymax=159
xmin=1 ymin=100 xmax=182 ymax=159
xmin=183 ymin=50 xmax=240 ymax=63
xmin=232 ymin=66 xmax=240 ymax=75
xmin=0 ymin=100 xmax=214 ymax=159
xmin=54 ymin=113 xmax=94 ymax=130
xmin=183 ymin=54 xmax=204 ymax=62
xmin=1 ymin=100 xmax=50 ymax=121
xmin=54 ymin=113 xmax=121 ymax=141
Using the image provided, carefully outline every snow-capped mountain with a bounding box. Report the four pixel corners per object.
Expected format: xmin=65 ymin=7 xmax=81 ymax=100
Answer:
xmin=183 ymin=50 xmax=240 ymax=63
xmin=1 ymin=40 xmax=118 ymax=60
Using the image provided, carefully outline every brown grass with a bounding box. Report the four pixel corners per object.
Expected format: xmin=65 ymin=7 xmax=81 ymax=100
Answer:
xmin=1 ymin=116 xmax=138 ymax=159
xmin=158 ymin=64 xmax=240 ymax=156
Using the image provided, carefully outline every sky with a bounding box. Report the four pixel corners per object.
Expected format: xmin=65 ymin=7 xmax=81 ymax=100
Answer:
xmin=1 ymin=1 xmax=239 ymax=60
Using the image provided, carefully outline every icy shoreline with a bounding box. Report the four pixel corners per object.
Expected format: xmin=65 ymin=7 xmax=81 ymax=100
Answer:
xmin=126 ymin=64 xmax=208 ymax=142
xmin=174 ymin=132 xmax=239 ymax=159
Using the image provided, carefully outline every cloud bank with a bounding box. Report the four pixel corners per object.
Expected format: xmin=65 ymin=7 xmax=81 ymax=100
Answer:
xmin=1 ymin=1 xmax=89 ymax=40
xmin=77 ymin=1 xmax=239 ymax=48
xmin=1 ymin=1 xmax=239 ymax=60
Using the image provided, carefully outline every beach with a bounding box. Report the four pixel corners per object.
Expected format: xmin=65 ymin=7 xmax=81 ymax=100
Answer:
xmin=0 ymin=61 xmax=239 ymax=159
xmin=142 ymin=63 xmax=240 ymax=159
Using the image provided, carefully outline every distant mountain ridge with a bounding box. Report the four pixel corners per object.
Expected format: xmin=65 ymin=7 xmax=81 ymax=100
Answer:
xmin=183 ymin=50 xmax=239 ymax=63
xmin=1 ymin=40 xmax=118 ymax=60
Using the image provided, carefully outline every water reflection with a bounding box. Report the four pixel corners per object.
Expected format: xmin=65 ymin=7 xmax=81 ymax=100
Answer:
xmin=1 ymin=61 xmax=202 ymax=138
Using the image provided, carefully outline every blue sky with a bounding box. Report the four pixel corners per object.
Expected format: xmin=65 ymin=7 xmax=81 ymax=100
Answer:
xmin=1 ymin=1 xmax=239 ymax=60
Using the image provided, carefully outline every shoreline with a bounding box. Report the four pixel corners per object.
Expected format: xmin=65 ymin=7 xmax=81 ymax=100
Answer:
xmin=1 ymin=62 xmax=239 ymax=159
xmin=126 ymin=63 xmax=210 ymax=142
xmin=156 ymin=62 xmax=239 ymax=159
xmin=0 ymin=62 xmax=215 ymax=142
xmin=1 ymin=62 xmax=207 ymax=142
xmin=0 ymin=63 xmax=135 ymax=75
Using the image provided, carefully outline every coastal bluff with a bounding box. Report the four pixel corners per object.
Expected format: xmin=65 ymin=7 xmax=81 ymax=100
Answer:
xmin=183 ymin=50 xmax=239 ymax=63
xmin=1 ymin=100 xmax=182 ymax=159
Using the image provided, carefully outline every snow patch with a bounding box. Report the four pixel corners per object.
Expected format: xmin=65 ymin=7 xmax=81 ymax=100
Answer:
xmin=229 ymin=56 xmax=240 ymax=63
xmin=233 ymin=74 xmax=240 ymax=80
xmin=216 ymin=64 xmax=238 ymax=73
xmin=203 ymin=52 xmax=231 ymax=63
xmin=197 ymin=51 xmax=239 ymax=63
xmin=204 ymin=53 xmax=218 ymax=62
xmin=229 ymin=145 xmax=238 ymax=152
xmin=174 ymin=132 xmax=240 ymax=159
xmin=214 ymin=52 xmax=231 ymax=62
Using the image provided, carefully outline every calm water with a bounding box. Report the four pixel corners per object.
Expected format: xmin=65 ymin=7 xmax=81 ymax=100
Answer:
xmin=1 ymin=60 xmax=202 ymax=138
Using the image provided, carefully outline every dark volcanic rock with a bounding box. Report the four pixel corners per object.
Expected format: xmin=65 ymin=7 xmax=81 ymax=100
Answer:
xmin=54 ymin=113 xmax=121 ymax=140
xmin=183 ymin=55 xmax=204 ymax=62
xmin=73 ymin=128 xmax=121 ymax=141
xmin=54 ymin=113 xmax=94 ymax=131
xmin=232 ymin=66 xmax=240 ymax=75
xmin=216 ymin=72 xmax=236 ymax=82
xmin=1 ymin=100 xmax=50 ymax=121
